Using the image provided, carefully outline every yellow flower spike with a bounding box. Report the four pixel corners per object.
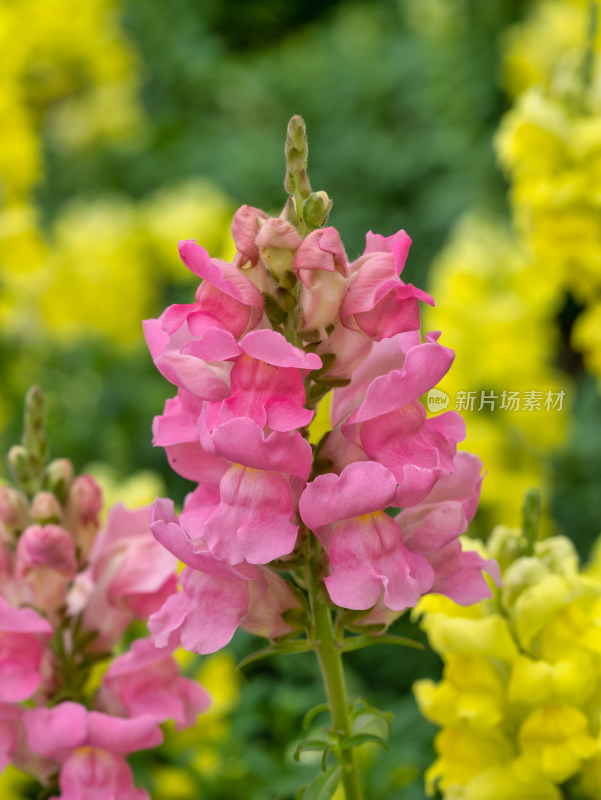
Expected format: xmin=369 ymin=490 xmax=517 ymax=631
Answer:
xmin=508 ymin=654 xmax=595 ymax=710
xmin=426 ymin=727 xmax=515 ymax=795
xmin=517 ymin=704 xmax=599 ymax=783
xmin=425 ymin=214 xmax=567 ymax=533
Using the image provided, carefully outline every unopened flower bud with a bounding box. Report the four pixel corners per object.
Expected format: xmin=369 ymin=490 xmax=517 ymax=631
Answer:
xmin=256 ymin=218 xmax=302 ymax=283
xmin=487 ymin=525 xmax=523 ymax=572
xmin=0 ymin=486 xmax=29 ymax=542
xmin=63 ymin=474 xmax=103 ymax=561
xmin=303 ymin=191 xmax=332 ymax=230
xmin=42 ymin=458 xmax=73 ymax=503
xmin=501 ymin=557 xmax=550 ymax=610
xmin=29 ymin=492 xmax=63 ymax=525
xmin=16 ymin=524 xmax=77 ymax=613
xmin=231 ymin=205 xmax=268 ymax=268
xmin=7 ymin=445 xmax=31 ymax=487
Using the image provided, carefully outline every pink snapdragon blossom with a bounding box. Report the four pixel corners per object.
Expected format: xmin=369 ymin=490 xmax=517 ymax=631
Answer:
xmin=0 ymin=596 xmax=53 ymax=702
xmin=153 ymin=397 xmax=313 ymax=564
xmin=299 ymin=461 xmax=435 ymax=610
xmin=396 ymin=451 xmax=500 ymax=604
xmin=23 ymin=703 xmax=161 ymax=800
xmin=143 ymin=239 xmax=263 ymax=399
xmin=148 ymin=498 xmax=302 ymax=653
xmin=340 ymin=231 xmax=433 ymax=341
xmin=68 ymin=505 xmax=177 ymax=650
xmin=98 ymin=637 xmax=211 ymax=730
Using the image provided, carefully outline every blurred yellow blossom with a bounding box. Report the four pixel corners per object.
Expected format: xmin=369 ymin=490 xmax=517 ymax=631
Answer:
xmin=425 ymin=215 xmax=567 ymax=531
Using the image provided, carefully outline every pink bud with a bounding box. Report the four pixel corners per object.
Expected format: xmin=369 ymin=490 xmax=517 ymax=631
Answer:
xmin=294 ymin=228 xmax=350 ymax=333
xmin=16 ymin=525 xmax=77 ymax=613
xmin=0 ymin=487 xmax=29 ymax=543
xmin=231 ymin=204 xmax=268 ymax=267
xmin=29 ymin=492 xmax=63 ymax=524
xmin=256 ymin=218 xmax=302 ymax=281
xmin=63 ymin=474 xmax=103 ymax=561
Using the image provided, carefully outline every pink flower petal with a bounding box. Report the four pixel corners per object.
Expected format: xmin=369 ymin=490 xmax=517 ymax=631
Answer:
xmin=202 ymin=464 xmax=299 ymax=564
xmin=241 ymin=329 xmax=322 ymax=370
xmin=209 ymin=418 xmax=313 ymax=480
xmin=299 ymin=461 xmax=398 ymax=531
xmin=324 ymin=512 xmax=434 ymax=610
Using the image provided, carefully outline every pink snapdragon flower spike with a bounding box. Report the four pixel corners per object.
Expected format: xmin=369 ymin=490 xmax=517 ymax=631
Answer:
xmin=1 ymin=386 xmax=213 ymax=799
xmin=98 ymin=637 xmax=211 ymax=730
xmin=0 ymin=596 xmax=53 ymax=702
xmin=137 ymin=117 xmax=500 ymax=799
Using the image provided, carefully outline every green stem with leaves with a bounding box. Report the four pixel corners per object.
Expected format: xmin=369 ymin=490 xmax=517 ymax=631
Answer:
xmin=306 ymin=553 xmax=363 ymax=800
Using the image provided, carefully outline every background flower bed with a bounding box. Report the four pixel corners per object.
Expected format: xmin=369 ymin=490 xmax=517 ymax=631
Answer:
xmin=1 ymin=1 xmax=600 ymax=798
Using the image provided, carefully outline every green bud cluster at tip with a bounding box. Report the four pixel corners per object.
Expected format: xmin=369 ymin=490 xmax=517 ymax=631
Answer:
xmin=284 ymin=115 xmax=333 ymax=235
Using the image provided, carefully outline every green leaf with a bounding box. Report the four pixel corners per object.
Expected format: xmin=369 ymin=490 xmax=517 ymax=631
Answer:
xmin=302 ymin=702 xmax=331 ymax=730
xmin=339 ymin=732 xmax=389 ymax=751
xmin=293 ymin=737 xmax=329 ymax=762
xmin=299 ymin=765 xmax=341 ymax=800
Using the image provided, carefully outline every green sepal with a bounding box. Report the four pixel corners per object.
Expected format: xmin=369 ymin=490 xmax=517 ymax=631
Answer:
xmin=339 ymin=732 xmax=389 ymax=751
xmin=341 ymin=633 xmax=424 ymax=652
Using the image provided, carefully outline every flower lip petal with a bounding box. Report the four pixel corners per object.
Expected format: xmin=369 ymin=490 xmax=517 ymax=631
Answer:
xmin=240 ymin=329 xmax=322 ymax=370
xmin=299 ymin=461 xmax=398 ymax=531
xmin=209 ymin=418 xmax=313 ymax=480
xmin=178 ymin=240 xmax=263 ymax=307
